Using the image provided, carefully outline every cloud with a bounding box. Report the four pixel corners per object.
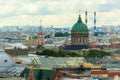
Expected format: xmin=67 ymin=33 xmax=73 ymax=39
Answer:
xmin=98 ymin=0 xmax=120 ymax=12
xmin=0 ymin=0 xmax=119 ymax=27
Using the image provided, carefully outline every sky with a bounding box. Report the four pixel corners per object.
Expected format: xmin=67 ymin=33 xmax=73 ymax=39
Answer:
xmin=0 ymin=0 xmax=120 ymax=28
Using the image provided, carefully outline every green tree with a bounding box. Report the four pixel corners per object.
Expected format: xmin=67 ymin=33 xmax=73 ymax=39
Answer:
xmin=83 ymin=50 xmax=111 ymax=58
xmin=35 ymin=49 xmax=80 ymax=57
xmin=55 ymin=32 xmax=69 ymax=37
xmin=67 ymin=52 xmax=80 ymax=57
xmin=58 ymin=50 xmax=67 ymax=57
xmin=36 ymin=49 xmax=56 ymax=56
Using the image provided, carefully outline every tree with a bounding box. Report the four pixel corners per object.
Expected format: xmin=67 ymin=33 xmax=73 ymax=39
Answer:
xmin=54 ymin=32 xmax=69 ymax=37
xmin=35 ymin=49 xmax=80 ymax=57
xmin=83 ymin=50 xmax=112 ymax=58
xmin=67 ymin=52 xmax=80 ymax=57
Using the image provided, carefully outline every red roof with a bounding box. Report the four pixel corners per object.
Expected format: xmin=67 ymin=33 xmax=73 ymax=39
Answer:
xmin=108 ymin=72 xmax=120 ymax=77
xmin=91 ymin=70 xmax=120 ymax=77
xmin=91 ymin=70 xmax=108 ymax=74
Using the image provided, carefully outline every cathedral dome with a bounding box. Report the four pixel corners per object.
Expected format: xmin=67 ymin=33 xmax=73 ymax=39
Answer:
xmin=72 ymin=15 xmax=88 ymax=31
xmin=0 ymin=48 xmax=15 ymax=72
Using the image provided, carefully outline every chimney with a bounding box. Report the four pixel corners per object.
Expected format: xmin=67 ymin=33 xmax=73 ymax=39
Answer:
xmin=85 ymin=11 xmax=88 ymax=25
xmin=94 ymin=12 xmax=96 ymax=31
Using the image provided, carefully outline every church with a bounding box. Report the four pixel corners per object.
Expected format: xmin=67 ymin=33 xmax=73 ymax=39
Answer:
xmin=63 ymin=11 xmax=91 ymax=51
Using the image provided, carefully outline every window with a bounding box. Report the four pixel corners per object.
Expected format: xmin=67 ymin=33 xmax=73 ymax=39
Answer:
xmin=4 ymin=60 xmax=8 ymax=63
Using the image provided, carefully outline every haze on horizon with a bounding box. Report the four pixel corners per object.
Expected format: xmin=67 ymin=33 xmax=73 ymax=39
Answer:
xmin=0 ymin=0 xmax=120 ymax=28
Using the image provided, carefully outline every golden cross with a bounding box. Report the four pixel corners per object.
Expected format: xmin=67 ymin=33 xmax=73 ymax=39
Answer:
xmin=79 ymin=10 xmax=80 ymax=15
xmin=78 ymin=10 xmax=81 ymax=17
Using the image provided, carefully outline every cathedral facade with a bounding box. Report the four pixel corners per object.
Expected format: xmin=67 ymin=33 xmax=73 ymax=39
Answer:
xmin=71 ymin=13 xmax=89 ymax=45
xmin=63 ymin=12 xmax=90 ymax=51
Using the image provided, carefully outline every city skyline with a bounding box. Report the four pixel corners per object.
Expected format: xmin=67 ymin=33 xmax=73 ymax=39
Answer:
xmin=0 ymin=0 xmax=120 ymax=28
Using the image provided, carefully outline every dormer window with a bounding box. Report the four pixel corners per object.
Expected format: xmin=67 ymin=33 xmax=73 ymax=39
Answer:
xmin=4 ymin=60 xmax=8 ymax=63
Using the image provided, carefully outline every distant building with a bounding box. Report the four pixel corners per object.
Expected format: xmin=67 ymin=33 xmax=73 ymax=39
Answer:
xmin=63 ymin=11 xmax=90 ymax=51
xmin=71 ymin=13 xmax=89 ymax=45
xmin=37 ymin=25 xmax=44 ymax=46
xmin=37 ymin=32 xmax=44 ymax=46
xmin=26 ymin=39 xmax=38 ymax=46
xmin=26 ymin=27 xmax=44 ymax=47
xmin=3 ymin=43 xmax=28 ymax=49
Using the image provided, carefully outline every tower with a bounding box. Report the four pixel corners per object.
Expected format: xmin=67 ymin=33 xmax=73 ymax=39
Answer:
xmin=85 ymin=11 xmax=88 ymax=25
xmin=94 ymin=12 xmax=96 ymax=35
xmin=27 ymin=66 xmax=35 ymax=80
xmin=71 ymin=10 xmax=89 ymax=45
xmin=94 ymin=12 xmax=97 ymax=42
xmin=37 ymin=20 xmax=44 ymax=46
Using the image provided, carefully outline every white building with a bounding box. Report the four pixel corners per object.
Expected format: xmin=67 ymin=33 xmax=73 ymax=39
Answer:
xmin=0 ymin=47 xmax=25 ymax=77
xmin=3 ymin=43 xmax=28 ymax=49
xmin=0 ymin=48 xmax=15 ymax=72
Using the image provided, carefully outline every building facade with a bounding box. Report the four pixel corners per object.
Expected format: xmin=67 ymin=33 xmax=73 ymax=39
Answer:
xmin=71 ymin=13 xmax=89 ymax=45
xmin=63 ymin=12 xmax=90 ymax=51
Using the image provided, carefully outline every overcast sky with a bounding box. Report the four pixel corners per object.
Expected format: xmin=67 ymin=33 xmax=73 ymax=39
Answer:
xmin=0 ymin=0 xmax=120 ymax=28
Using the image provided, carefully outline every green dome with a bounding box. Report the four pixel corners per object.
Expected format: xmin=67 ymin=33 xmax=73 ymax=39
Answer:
xmin=72 ymin=15 xmax=88 ymax=31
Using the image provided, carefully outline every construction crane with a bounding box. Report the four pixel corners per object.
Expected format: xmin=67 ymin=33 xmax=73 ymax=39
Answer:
xmin=27 ymin=66 xmax=35 ymax=80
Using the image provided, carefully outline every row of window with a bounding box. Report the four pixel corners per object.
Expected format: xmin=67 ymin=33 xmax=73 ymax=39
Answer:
xmin=71 ymin=31 xmax=88 ymax=34
xmin=72 ymin=37 xmax=89 ymax=44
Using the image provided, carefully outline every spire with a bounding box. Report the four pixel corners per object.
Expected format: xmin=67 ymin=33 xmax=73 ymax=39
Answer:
xmin=78 ymin=10 xmax=82 ymax=23
xmin=27 ymin=66 xmax=35 ymax=80
xmin=39 ymin=20 xmax=42 ymax=33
